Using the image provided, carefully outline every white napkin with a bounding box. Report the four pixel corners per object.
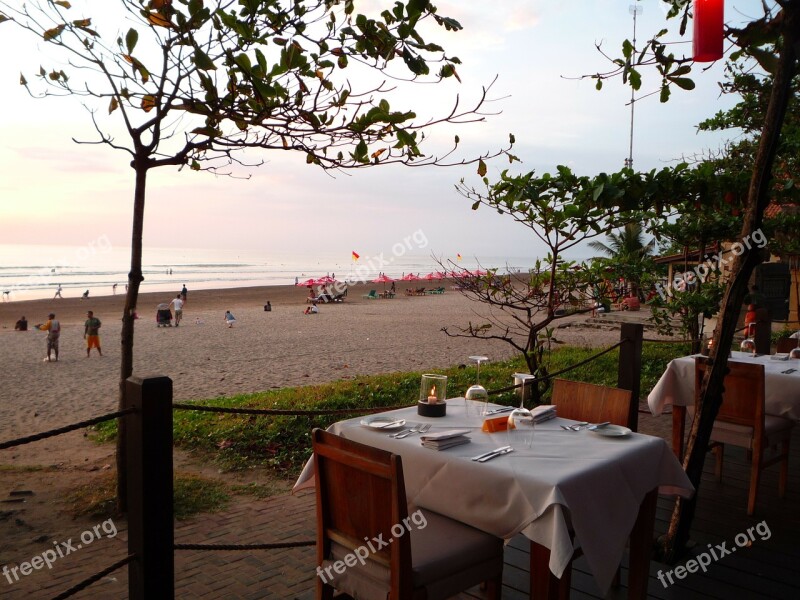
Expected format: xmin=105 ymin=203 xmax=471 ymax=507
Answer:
xmin=420 ymin=429 xmax=471 ymax=450
xmin=531 ymin=405 xmax=557 ymax=423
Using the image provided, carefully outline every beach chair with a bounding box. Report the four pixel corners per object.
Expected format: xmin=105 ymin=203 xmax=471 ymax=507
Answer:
xmin=362 ymin=289 xmax=378 ymax=300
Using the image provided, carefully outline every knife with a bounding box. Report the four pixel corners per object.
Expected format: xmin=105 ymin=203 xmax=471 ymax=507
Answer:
xmin=484 ymin=407 xmax=514 ymax=415
xmin=376 ymin=419 xmax=405 ymax=429
xmin=477 ymin=448 xmax=514 ymax=462
xmin=587 ymin=421 xmax=611 ymax=431
xmin=471 ymin=446 xmax=511 ymax=461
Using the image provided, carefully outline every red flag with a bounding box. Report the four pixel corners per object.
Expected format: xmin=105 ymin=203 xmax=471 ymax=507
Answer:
xmin=352 ymin=251 xmax=360 ymax=261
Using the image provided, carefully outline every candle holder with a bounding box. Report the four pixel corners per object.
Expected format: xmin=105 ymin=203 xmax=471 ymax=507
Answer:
xmin=418 ymin=374 xmax=447 ymax=417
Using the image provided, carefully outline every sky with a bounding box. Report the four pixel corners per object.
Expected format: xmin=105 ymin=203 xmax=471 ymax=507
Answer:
xmin=0 ymin=0 xmax=770 ymax=263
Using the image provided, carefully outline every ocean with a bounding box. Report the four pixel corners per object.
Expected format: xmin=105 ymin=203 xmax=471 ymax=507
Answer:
xmin=0 ymin=243 xmax=541 ymax=301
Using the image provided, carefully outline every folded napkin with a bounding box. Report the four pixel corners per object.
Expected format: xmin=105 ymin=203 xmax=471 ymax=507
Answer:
xmin=420 ymin=429 xmax=471 ymax=450
xmin=531 ymin=404 xmax=557 ymax=423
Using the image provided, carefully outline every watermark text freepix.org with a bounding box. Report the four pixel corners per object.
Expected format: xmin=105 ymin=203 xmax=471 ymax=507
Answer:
xmin=317 ymin=509 xmax=427 ymax=583
xmin=2 ymin=519 xmax=118 ymax=585
xmin=655 ymin=229 xmax=767 ymax=300
xmin=657 ymin=520 xmax=771 ymax=588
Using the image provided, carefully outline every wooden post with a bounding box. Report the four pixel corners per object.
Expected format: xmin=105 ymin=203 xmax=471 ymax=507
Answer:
xmin=125 ymin=375 xmax=174 ymax=600
xmin=753 ymin=307 xmax=771 ymax=355
xmin=618 ymin=323 xmax=643 ymax=432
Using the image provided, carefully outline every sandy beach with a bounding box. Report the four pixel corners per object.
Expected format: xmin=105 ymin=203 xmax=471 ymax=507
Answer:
xmin=0 ymin=282 xmax=625 ymax=444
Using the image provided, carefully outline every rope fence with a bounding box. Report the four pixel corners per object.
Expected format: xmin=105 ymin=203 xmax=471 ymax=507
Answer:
xmin=175 ymin=541 xmax=315 ymax=551
xmin=0 ymin=408 xmax=135 ymax=451
xmin=488 ymin=340 xmax=625 ymax=395
xmin=51 ymin=554 xmax=135 ymax=600
xmin=171 ymin=403 xmax=410 ymax=416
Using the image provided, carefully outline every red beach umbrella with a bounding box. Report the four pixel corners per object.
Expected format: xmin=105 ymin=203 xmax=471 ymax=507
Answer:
xmin=371 ymin=273 xmax=395 ymax=290
xmin=296 ymin=278 xmax=316 ymax=287
xmin=400 ymin=273 xmax=420 ymax=281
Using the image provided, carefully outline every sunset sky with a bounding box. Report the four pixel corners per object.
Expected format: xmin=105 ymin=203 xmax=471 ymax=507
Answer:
xmin=0 ymin=1 xmax=767 ymax=261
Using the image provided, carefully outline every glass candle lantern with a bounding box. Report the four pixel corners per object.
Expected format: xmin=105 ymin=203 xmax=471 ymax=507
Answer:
xmin=420 ymin=374 xmax=447 ymax=404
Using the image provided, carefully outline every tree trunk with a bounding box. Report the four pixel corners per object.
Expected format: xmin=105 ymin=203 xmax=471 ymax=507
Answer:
xmin=659 ymin=8 xmax=799 ymax=562
xmin=117 ymin=163 xmax=148 ymax=512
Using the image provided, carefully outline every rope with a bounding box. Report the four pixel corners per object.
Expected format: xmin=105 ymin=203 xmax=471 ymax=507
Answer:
xmin=0 ymin=408 xmax=135 ymax=451
xmin=175 ymin=540 xmax=315 ymax=551
xmin=488 ymin=340 xmax=625 ymax=395
xmin=171 ymin=403 xmax=411 ymax=416
xmin=50 ymin=554 xmax=134 ymax=600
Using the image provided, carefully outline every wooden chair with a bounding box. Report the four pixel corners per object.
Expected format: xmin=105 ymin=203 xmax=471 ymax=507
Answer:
xmin=693 ymin=359 xmax=793 ymax=515
xmin=530 ymin=380 xmax=634 ymax=598
xmin=776 ymin=337 xmax=799 ymax=353
xmin=550 ymin=378 xmax=633 ymax=427
xmin=312 ymin=429 xmax=504 ymax=600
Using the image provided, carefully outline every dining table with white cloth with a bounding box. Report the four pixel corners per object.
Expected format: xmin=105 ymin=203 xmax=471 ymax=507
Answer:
xmin=294 ymin=400 xmax=693 ymax=597
xmin=647 ymin=351 xmax=800 ymax=458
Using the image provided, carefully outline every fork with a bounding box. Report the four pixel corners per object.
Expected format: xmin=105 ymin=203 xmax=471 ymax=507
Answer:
xmin=394 ymin=423 xmax=431 ymax=439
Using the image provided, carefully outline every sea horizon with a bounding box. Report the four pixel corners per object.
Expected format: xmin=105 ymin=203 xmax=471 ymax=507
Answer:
xmin=0 ymin=243 xmax=560 ymax=302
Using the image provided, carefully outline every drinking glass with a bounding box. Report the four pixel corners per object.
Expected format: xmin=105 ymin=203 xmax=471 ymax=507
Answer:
xmin=506 ymin=407 xmax=534 ymax=448
xmin=465 ymin=355 xmax=489 ymax=415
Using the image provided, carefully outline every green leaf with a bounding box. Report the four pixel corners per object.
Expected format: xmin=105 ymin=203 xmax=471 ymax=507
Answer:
xmin=629 ymin=69 xmax=641 ymax=91
xmin=125 ymin=28 xmax=138 ymax=54
xmin=193 ymin=47 xmax=216 ymax=71
xmin=622 ymin=39 xmax=633 ymax=59
xmin=592 ymin=183 xmax=604 ymax=202
xmin=471 ymin=200 xmax=481 ymax=210
xmin=477 ymin=159 xmax=487 ymax=177
xmin=672 ymin=77 xmax=695 ymax=91
xmin=659 ymin=85 xmax=671 ymax=103
xmin=595 ymin=78 xmax=603 ymax=91
xmin=454 ymin=135 xmax=460 ymax=144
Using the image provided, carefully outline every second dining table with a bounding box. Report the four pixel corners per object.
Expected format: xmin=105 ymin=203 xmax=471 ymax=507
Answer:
xmin=295 ymin=399 xmax=693 ymax=598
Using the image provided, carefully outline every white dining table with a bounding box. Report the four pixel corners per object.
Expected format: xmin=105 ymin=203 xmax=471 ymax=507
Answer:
xmin=648 ymin=351 xmax=800 ymax=459
xmin=294 ymin=400 xmax=693 ymax=597
xmin=648 ymin=351 xmax=800 ymax=422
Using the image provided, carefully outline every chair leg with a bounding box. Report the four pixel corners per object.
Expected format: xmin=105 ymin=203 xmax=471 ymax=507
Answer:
xmin=779 ymin=440 xmax=790 ymax=499
xmin=747 ymin=445 xmax=764 ymax=517
xmin=712 ymin=444 xmax=724 ymax=482
xmin=484 ymin=575 xmax=503 ymax=600
xmin=317 ymin=580 xmax=334 ymax=600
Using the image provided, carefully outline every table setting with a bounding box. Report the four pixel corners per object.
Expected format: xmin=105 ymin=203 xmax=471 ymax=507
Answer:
xmin=295 ymin=371 xmax=693 ymax=595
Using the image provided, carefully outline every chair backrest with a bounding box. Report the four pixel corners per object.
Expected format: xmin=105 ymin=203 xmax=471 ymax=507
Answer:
xmin=694 ymin=359 xmax=765 ymax=430
xmin=776 ymin=337 xmax=799 ymax=353
xmin=550 ymin=379 xmax=632 ymax=427
xmin=312 ymin=429 xmax=412 ymax=595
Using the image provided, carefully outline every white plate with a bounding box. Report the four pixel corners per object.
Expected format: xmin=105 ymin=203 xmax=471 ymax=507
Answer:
xmin=590 ymin=424 xmax=631 ymax=437
xmin=360 ymin=416 xmax=406 ymax=430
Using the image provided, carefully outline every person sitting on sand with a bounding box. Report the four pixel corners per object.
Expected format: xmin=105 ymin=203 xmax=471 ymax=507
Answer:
xmin=81 ymin=289 xmax=90 ymax=299
xmin=303 ymin=303 xmax=319 ymax=315
xmin=224 ymin=310 xmax=236 ymax=327
xmin=15 ymin=316 xmax=28 ymax=331
xmin=307 ymin=288 xmax=316 ymax=303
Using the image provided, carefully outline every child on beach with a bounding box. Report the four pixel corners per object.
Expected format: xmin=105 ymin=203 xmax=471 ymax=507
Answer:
xmin=224 ymin=311 xmax=236 ymax=327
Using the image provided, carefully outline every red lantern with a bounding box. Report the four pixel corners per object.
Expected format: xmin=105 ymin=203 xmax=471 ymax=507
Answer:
xmin=693 ymin=0 xmax=724 ymax=62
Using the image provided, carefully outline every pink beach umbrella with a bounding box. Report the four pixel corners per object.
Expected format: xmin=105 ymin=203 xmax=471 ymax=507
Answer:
xmin=423 ymin=271 xmax=446 ymax=281
xmin=296 ymin=278 xmax=316 ymax=287
xmin=400 ymin=272 xmax=420 ymax=281
xmin=371 ymin=273 xmax=395 ymax=291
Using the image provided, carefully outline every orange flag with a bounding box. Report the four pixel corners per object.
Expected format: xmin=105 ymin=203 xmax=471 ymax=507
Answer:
xmin=457 ymin=253 xmax=462 ymax=261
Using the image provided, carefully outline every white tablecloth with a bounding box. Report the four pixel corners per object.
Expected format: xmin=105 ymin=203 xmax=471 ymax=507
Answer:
xmin=294 ymin=401 xmax=693 ymax=593
xmin=647 ymin=351 xmax=800 ymax=421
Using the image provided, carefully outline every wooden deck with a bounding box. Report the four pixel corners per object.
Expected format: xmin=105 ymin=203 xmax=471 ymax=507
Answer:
xmin=455 ymin=426 xmax=800 ymax=599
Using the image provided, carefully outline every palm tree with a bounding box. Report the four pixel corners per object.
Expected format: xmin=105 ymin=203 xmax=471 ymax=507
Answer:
xmin=588 ymin=222 xmax=656 ymax=297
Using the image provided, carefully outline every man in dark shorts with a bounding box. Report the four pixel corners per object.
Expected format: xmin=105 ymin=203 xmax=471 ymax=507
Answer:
xmin=38 ymin=313 xmax=61 ymax=361
xmin=84 ymin=311 xmax=102 ymax=357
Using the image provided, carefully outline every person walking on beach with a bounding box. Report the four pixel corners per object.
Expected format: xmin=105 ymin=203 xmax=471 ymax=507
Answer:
xmin=54 ymin=284 xmax=63 ymax=299
xmin=112 ymin=283 xmax=118 ymax=295
xmin=170 ymin=294 xmax=184 ymax=326
xmin=37 ymin=313 xmax=61 ymax=362
xmin=181 ymin=284 xmax=188 ymax=304
xmin=84 ymin=311 xmax=102 ymax=357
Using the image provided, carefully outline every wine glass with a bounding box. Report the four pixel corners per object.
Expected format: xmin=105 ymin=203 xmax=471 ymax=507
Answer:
xmin=465 ymin=355 xmax=489 ymax=415
xmin=507 ymin=407 xmax=535 ymax=449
